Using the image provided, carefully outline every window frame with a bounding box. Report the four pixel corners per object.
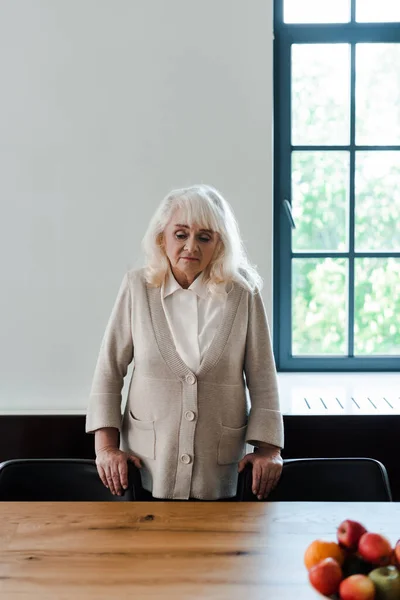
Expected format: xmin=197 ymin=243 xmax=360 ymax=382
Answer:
xmin=273 ymin=0 xmax=400 ymax=371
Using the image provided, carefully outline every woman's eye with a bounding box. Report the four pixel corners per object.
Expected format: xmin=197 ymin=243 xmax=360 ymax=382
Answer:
xmin=174 ymin=232 xmax=212 ymax=243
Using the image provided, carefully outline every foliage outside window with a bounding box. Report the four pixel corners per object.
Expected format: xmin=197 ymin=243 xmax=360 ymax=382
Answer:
xmin=273 ymin=0 xmax=400 ymax=371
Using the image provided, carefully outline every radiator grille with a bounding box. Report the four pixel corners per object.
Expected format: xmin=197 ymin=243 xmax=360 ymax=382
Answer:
xmin=289 ymin=395 xmax=400 ymax=415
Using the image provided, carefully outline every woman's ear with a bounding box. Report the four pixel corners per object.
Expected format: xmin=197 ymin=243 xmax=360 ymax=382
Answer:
xmin=157 ymin=232 xmax=164 ymax=249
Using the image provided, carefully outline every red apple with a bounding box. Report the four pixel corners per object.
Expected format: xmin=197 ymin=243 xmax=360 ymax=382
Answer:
xmin=393 ymin=540 xmax=400 ymax=568
xmin=339 ymin=574 xmax=376 ymax=600
xmin=308 ymin=557 xmax=343 ymax=596
xmin=338 ymin=519 xmax=368 ymax=550
xmin=358 ymin=532 xmax=393 ymax=566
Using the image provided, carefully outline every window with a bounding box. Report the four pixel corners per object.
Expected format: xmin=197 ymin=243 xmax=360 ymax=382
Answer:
xmin=273 ymin=0 xmax=400 ymax=371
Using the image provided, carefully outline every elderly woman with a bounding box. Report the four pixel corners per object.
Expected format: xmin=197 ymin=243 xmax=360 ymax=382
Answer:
xmin=86 ymin=185 xmax=284 ymax=501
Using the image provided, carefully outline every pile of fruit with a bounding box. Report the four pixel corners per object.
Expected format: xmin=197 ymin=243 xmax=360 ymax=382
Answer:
xmin=305 ymin=519 xmax=400 ymax=599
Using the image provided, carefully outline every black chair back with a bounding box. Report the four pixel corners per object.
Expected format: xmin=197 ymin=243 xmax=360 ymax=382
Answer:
xmin=0 ymin=459 xmax=142 ymax=501
xmin=238 ymin=458 xmax=393 ymax=502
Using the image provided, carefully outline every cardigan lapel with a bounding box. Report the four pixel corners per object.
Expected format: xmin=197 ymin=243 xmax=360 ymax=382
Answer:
xmin=146 ymin=281 xmax=243 ymax=378
xmin=197 ymin=282 xmax=243 ymax=377
xmin=146 ymin=285 xmax=190 ymax=380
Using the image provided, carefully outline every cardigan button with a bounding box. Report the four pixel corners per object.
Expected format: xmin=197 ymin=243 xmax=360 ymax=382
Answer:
xmin=180 ymin=454 xmax=192 ymax=464
xmin=185 ymin=374 xmax=196 ymax=385
xmin=185 ymin=410 xmax=195 ymax=421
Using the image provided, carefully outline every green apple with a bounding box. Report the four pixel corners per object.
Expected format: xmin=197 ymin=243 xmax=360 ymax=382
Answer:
xmin=369 ymin=565 xmax=400 ymax=600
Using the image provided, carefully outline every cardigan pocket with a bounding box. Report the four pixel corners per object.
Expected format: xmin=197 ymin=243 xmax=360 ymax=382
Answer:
xmin=217 ymin=423 xmax=247 ymax=465
xmin=128 ymin=411 xmax=155 ymax=460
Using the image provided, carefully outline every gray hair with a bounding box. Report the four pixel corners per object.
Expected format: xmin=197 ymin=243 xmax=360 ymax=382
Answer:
xmin=141 ymin=184 xmax=262 ymax=293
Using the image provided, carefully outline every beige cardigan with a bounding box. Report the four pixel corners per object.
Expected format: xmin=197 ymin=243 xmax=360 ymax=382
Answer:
xmin=86 ymin=269 xmax=284 ymax=500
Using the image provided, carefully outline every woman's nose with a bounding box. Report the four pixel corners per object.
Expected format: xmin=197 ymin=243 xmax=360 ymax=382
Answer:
xmin=185 ymin=236 xmax=198 ymax=252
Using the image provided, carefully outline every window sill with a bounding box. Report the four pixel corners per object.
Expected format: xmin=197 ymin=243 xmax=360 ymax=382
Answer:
xmin=0 ymin=409 xmax=87 ymax=416
xmin=278 ymin=372 xmax=400 ymax=416
xmin=0 ymin=374 xmax=398 ymax=417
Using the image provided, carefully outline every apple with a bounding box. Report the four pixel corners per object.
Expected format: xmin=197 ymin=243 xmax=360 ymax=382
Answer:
xmin=393 ymin=540 xmax=400 ymax=568
xmin=338 ymin=520 xmax=368 ymax=550
xmin=368 ymin=566 xmax=400 ymax=600
xmin=358 ymin=533 xmax=393 ymax=566
xmin=308 ymin=557 xmax=342 ymax=596
xmin=339 ymin=574 xmax=376 ymax=600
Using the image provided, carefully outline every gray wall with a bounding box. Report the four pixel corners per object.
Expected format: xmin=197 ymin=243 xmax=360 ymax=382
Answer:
xmin=0 ymin=0 xmax=274 ymax=412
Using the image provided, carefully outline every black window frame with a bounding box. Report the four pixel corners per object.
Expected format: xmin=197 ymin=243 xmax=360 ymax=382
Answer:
xmin=273 ymin=0 xmax=400 ymax=372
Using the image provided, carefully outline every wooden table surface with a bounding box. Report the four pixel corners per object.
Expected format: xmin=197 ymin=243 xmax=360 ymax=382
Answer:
xmin=0 ymin=501 xmax=399 ymax=599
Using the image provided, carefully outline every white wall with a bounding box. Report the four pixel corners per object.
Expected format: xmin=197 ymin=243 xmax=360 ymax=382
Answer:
xmin=0 ymin=0 xmax=274 ymax=412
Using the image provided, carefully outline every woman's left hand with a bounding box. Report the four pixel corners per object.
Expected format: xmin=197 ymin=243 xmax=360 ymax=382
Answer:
xmin=238 ymin=445 xmax=283 ymax=500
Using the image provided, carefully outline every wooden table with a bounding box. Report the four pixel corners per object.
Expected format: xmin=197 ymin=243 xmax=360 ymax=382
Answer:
xmin=0 ymin=502 xmax=399 ymax=599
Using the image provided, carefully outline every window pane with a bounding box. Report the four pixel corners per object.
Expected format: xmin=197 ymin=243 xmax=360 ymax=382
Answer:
xmin=292 ymin=151 xmax=349 ymax=252
xmin=355 ymin=151 xmax=400 ymax=251
xmin=292 ymin=258 xmax=347 ymax=355
xmin=355 ymin=258 xmax=400 ymax=355
xmin=356 ymin=44 xmax=400 ymax=145
xmin=356 ymin=0 xmax=400 ymax=22
xmin=284 ymin=0 xmax=350 ymax=23
xmin=292 ymin=44 xmax=350 ymax=145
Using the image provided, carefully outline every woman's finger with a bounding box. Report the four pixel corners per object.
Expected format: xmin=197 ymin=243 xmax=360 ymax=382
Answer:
xmin=128 ymin=454 xmax=142 ymax=469
xmin=118 ymin=460 xmax=128 ymax=490
xmin=105 ymin=469 xmax=116 ymax=495
xmin=264 ymin=474 xmax=281 ymax=499
xmin=252 ymin=462 xmax=262 ymax=496
xmin=258 ymin=461 xmax=278 ymax=499
xmin=263 ymin=473 xmax=277 ymax=499
xmin=264 ymin=468 xmax=282 ymax=497
xmin=111 ymin=464 xmax=122 ymax=495
xmin=238 ymin=455 xmax=251 ymax=472
xmin=96 ymin=464 xmax=108 ymax=489
xmin=258 ymin=468 xmax=272 ymax=499
xmin=273 ymin=465 xmax=283 ymax=487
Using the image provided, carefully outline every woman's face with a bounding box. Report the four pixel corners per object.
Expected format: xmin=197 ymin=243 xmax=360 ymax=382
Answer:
xmin=162 ymin=207 xmax=220 ymax=287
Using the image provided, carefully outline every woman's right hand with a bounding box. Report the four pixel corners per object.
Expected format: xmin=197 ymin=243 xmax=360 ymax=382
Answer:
xmin=95 ymin=446 xmax=142 ymax=496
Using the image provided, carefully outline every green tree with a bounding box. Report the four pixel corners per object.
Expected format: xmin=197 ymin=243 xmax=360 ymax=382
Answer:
xmin=290 ymin=43 xmax=400 ymax=356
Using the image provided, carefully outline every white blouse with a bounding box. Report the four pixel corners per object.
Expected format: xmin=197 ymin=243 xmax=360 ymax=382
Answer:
xmin=161 ymin=271 xmax=227 ymax=373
